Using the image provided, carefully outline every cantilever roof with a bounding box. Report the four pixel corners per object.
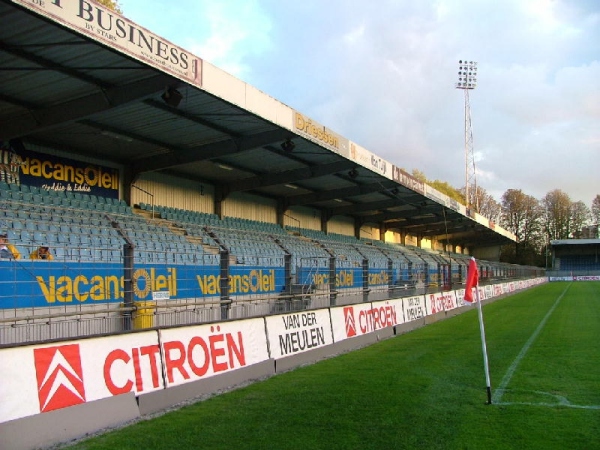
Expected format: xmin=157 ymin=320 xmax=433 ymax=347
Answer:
xmin=551 ymin=239 xmax=600 ymax=246
xmin=0 ymin=0 xmax=514 ymax=248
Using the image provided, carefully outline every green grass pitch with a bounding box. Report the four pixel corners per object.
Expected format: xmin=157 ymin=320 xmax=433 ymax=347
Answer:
xmin=65 ymin=282 xmax=600 ymax=450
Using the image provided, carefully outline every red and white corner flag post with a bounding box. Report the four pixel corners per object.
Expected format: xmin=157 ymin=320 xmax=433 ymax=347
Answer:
xmin=464 ymin=257 xmax=492 ymax=404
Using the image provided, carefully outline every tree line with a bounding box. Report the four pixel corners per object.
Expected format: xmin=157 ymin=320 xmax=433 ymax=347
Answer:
xmin=411 ymin=170 xmax=600 ymax=267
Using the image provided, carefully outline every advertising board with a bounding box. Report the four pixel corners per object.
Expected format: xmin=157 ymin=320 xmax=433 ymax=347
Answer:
xmin=265 ymin=310 xmax=333 ymax=359
xmin=158 ymin=318 xmax=269 ymax=387
xmin=330 ymin=300 xmax=404 ymax=343
xmin=0 ymin=331 xmax=161 ymax=423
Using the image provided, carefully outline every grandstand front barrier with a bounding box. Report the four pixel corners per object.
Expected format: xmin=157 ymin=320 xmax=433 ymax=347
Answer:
xmin=0 ymin=192 xmax=546 ymax=345
xmin=0 ymin=240 xmax=545 ymax=345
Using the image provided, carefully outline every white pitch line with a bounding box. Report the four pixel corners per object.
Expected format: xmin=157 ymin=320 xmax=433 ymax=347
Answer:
xmin=494 ymin=390 xmax=600 ymax=410
xmin=495 ymin=401 xmax=600 ymax=410
xmin=492 ymin=283 xmax=572 ymax=404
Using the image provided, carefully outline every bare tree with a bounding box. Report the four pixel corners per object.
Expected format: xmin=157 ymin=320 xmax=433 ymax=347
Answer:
xmin=500 ymin=189 xmax=543 ymax=264
xmin=542 ymin=189 xmax=572 ymax=240
xmin=570 ymin=201 xmax=591 ymax=238
xmin=592 ymin=194 xmax=600 ymax=226
xmin=461 ymin=186 xmax=501 ymax=221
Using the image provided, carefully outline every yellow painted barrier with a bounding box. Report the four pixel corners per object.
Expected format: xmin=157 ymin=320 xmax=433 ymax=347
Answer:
xmin=133 ymin=301 xmax=155 ymax=329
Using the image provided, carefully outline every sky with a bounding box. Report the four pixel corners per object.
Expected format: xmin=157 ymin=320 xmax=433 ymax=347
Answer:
xmin=120 ymin=0 xmax=599 ymax=207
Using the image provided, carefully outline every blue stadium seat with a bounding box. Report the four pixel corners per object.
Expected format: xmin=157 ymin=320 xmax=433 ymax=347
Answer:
xmin=110 ymin=249 xmax=122 ymax=262
xmin=91 ymin=235 xmax=102 ymax=248
xmin=16 ymin=210 xmax=29 ymax=220
xmin=7 ymin=229 xmax=19 ymax=242
xmin=33 ymin=231 xmax=46 ymax=243
xmin=79 ymin=248 xmax=93 ymax=262
xmin=54 ymin=246 xmax=66 ymax=260
xmin=166 ymin=252 xmax=176 ymax=264
xmin=16 ymin=245 xmax=29 ymax=258
xmin=80 ymin=234 xmax=90 ymax=246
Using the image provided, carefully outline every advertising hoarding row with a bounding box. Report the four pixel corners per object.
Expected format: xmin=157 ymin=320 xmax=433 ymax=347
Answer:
xmin=0 ymin=277 xmax=547 ymax=424
xmin=348 ymin=142 xmax=392 ymax=179
xmin=392 ymin=167 xmax=425 ymax=195
xmin=293 ymin=112 xmax=350 ymax=156
xmin=0 ymin=263 xmax=407 ymax=309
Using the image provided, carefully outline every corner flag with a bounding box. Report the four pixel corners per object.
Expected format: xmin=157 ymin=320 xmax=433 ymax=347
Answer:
xmin=464 ymin=257 xmax=479 ymax=302
xmin=464 ymin=257 xmax=492 ymax=404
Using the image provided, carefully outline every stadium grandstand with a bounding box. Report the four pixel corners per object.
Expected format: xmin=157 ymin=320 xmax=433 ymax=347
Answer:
xmin=547 ymin=239 xmax=600 ymax=278
xmin=0 ymin=0 xmax=544 ymax=347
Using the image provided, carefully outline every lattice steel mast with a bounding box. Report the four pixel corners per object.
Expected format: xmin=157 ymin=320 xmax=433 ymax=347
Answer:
xmin=456 ymin=60 xmax=478 ymax=212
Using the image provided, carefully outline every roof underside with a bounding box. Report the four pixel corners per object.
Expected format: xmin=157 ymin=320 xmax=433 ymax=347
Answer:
xmin=0 ymin=0 xmax=512 ymax=249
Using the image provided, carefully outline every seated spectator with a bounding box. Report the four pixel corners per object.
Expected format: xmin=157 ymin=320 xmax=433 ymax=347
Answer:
xmin=30 ymin=244 xmax=54 ymax=260
xmin=0 ymin=232 xmax=21 ymax=259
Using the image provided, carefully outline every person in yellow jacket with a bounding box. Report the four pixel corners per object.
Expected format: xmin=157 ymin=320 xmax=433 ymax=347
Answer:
xmin=30 ymin=244 xmax=54 ymax=260
xmin=0 ymin=232 xmax=21 ymax=259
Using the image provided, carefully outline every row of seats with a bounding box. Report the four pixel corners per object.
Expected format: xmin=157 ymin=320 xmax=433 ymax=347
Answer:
xmin=0 ymin=181 xmax=125 ymax=204
xmin=146 ymin=206 xmax=368 ymax=270
xmin=0 ymin=189 xmax=465 ymax=275
xmin=558 ymin=256 xmax=600 ymax=271
xmin=0 ymin=190 xmax=130 ymax=213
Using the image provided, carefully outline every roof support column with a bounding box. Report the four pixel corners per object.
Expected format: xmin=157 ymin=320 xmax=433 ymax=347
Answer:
xmin=400 ymin=230 xmax=407 ymax=246
xmin=379 ymin=222 xmax=387 ymax=242
xmin=276 ymin=200 xmax=288 ymax=228
xmin=354 ymin=219 xmax=364 ymax=240
xmin=214 ymin=185 xmax=226 ymax=219
xmin=321 ymin=210 xmax=331 ymax=234
xmin=123 ymin=166 xmax=136 ymax=207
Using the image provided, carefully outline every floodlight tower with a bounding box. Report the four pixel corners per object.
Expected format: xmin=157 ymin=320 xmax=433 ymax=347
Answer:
xmin=456 ymin=60 xmax=478 ymax=212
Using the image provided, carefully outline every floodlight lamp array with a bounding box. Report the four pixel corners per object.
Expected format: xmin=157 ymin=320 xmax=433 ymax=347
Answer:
xmin=456 ymin=60 xmax=477 ymax=89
